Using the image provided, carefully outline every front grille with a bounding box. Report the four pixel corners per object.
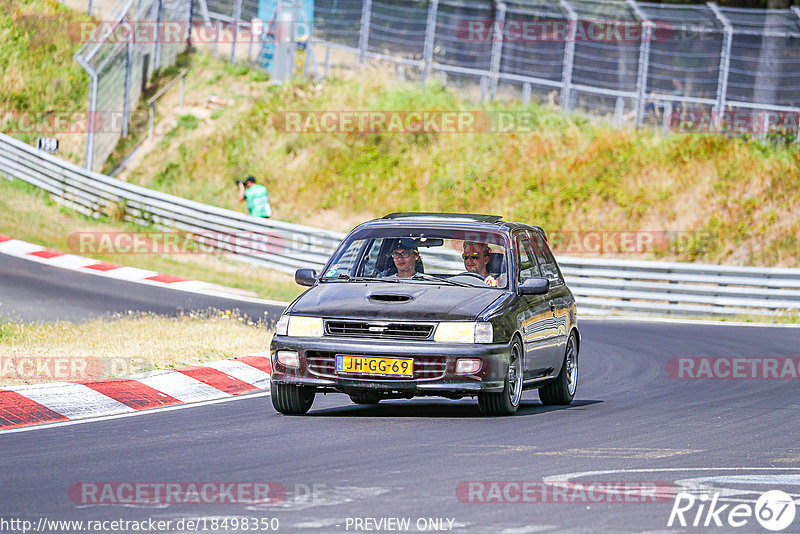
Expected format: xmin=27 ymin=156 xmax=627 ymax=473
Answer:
xmin=325 ymin=320 xmax=434 ymax=340
xmin=306 ymin=352 xmax=446 ymax=381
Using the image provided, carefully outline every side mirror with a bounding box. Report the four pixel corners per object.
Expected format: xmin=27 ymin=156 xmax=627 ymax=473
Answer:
xmin=519 ymin=277 xmax=549 ymax=295
xmin=295 ymin=268 xmax=317 ymax=287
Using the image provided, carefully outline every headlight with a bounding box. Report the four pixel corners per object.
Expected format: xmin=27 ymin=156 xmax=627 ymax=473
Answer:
xmin=434 ymin=322 xmax=493 ymax=343
xmin=287 ymin=316 xmax=324 ymax=337
xmin=275 ymin=315 xmax=289 ymax=336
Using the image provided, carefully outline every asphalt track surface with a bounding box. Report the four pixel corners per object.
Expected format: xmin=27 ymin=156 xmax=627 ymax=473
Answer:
xmin=0 ymin=253 xmax=285 ymax=323
xmin=2 ymin=253 xmax=800 ymax=533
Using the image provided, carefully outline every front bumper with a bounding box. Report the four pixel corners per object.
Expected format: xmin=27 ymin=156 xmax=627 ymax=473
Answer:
xmin=270 ymin=336 xmax=512 ymax=395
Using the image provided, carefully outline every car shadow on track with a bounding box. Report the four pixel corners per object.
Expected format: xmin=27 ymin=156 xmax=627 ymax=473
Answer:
xmin=304 ymin=399 xmax=602 ymax=418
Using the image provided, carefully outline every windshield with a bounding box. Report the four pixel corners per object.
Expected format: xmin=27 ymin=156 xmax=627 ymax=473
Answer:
xmin=321 ymin=227 xmax=510 ymax=289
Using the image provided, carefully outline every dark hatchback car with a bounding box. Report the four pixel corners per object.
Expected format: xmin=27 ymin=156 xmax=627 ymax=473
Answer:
xmin=270 ymin=213 xmax=580 ymax=415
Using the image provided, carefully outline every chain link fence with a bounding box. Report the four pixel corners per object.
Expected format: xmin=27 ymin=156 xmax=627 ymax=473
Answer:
xmin=70 ymin=0 xmax=191 ymax=171
xmin=199 ymin=0 xmax=800 ymax=138
xmin=64 ymin=0 xmax=799 ymax=170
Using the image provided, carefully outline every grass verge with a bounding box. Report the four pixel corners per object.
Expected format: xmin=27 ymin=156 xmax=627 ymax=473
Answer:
xmin=122 ymin=56 xmax=800 ymax=267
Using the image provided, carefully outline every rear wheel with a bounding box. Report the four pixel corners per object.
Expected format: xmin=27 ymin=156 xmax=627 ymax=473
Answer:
xmin=271 ymin=382 xmax=315 ymax=414
xmin=349 ymin=392 xmax=381 ymax=405
xmin=478 ymin=338 xmax=523 ymax=416
xmin=539 ymin=332 xmax=578 ymax=405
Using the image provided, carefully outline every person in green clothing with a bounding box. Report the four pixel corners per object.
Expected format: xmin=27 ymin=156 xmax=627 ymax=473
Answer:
xmin=238 ymin=176 xmax=272 ymax=218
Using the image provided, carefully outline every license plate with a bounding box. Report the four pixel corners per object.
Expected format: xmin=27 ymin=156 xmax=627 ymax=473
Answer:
xmin=335 ymin=355 xmax=413 ymax=377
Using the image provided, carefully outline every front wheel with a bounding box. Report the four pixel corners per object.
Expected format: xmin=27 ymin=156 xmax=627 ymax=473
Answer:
xmin=478 ymin=338 xmax=523 ymax=415
xmin=539 ymin=332 xmax=578 ymax=405
xmin=271 ymin=382 xmax=315 ymax=414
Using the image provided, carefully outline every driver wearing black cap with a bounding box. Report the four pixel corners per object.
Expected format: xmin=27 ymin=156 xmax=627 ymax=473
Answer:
xmin=389 ymin=238 xmax=420 ymax=278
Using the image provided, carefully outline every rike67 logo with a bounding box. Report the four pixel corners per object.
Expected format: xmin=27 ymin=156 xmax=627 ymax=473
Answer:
xmin=669 ymin=490 xmax=796 ymax=531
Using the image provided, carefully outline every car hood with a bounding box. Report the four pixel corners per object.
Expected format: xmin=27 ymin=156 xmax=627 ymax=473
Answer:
xmin=289 ymin=281 xmax=504 ymax=322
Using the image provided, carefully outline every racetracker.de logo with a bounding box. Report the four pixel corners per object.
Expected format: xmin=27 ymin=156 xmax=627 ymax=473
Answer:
xmin=68 ymin=20 xmax=309 ymax=44
xmin=456 ymin=481 xmax=675 ymax=503
xmin=0 ymin=111 xmax=146 ymax=134
xmin=66 ymin=231 xmax=286 ymax=255
xmin=69 ymin=482 xmax=286 ymax=505
xmin=272 ymin=111 xmax=490 ymax=134
xmin=546 ymin=231 xmax=713 ymax=255
xmin=670 ymin=110 xmax=800 ymax=135
xmin=0 ymin=356 xmax=151 ymax=382
xmin=666 ymin=357 xmax=800 ymax=379
xmin=455 ymin=19 xmax=675 ymax=42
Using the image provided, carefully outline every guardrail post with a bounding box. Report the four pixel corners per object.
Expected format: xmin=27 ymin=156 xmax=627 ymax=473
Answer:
xmin=87 ymin=0 xmax=93 ymax=15
xmin=489 ymin=2 xmax=506 ymax=100
xmin=709 ymin=2 xmax=733 ymax=126
xmin=558 ymin=0 xmax=577 ymax=111
xmin=422 ymin=0 xmax=439 ymax=85
xmin=229 ymin=0 xmax=243 ymax=63
xmin=522 ymin=82 xmax=531 ymax=106
xmin=628 ymin=0 xmax=652 ymax=129
xmin=358 ymin=0 xmax=373 ymax=65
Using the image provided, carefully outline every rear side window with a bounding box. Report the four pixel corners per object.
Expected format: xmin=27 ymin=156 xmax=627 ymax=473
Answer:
xmin=529 ymin=231 xmax=563 ymax=285
xmin=515 ymin=232 xmax=542 ymax=283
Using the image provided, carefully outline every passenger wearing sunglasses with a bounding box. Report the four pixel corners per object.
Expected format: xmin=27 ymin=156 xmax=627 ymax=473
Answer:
xmin=463 ymin=242 xmax=500 ymax=287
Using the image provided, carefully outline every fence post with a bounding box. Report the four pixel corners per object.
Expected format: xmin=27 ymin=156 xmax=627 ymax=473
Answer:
xmin=153 ymin=0 xmax=164 ymax=73
xmin=628 ymin=0 xmax=653 ymax=129
xmin=709 ymin=3 xmax=732 ymax=124
xmin=122 ymin=37 xmax=134 ymax=138
xmin=422 ymin=0 xmax=439 ymax=85
xmin=489 ymin=2 xmax=506 ymax=99
xmin=75 ymin=55 xmax=98 ymax=171
xmin=558 ymin=0 xmax=577 ymax=111
xmin=662 ymin=101 xmax=672 ymax=136
xmin=229 ymin=0 xmax=243 ymax=63
xmin=358 ymin=0 xmax=373 ymax=65
xmin=86 ymin=76 xmax=98 ymax=171
xmin=87 ymin=0 xmax=93 ymax=15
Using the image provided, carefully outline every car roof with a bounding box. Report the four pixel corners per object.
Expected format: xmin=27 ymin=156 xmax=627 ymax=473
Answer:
xmin=357 ymin=212 xmax=546 ymax=237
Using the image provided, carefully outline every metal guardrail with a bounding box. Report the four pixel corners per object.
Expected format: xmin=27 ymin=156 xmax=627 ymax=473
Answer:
xmin=1 ymin=131 xmax=799 ymax=318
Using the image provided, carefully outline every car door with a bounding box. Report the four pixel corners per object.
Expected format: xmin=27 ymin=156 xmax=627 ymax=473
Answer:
xmin=528 ymin=229 xmax=570 ymax=370
xmin=514 ymin=231 xmax=559 ymax=378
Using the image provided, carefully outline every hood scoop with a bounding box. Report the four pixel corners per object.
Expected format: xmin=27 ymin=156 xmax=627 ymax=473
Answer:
xmin=368 ymin=293 xmax=414 ymax=303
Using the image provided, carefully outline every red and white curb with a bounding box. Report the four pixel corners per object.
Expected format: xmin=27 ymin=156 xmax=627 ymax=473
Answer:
xmin=0 ymin=355 xmax=272 ymax=431
xmin=0 ymin=234 xmax=287 ymax=305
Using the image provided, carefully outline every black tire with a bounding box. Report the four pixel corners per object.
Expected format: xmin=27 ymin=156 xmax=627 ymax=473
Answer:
xmin=539 ymin=332 xmax=578 ymax=406
xmin=349 ymin=392 xmax=381 ymax=405
xmin=271 ymin=382 xmax=315 ymax=414
xmin=478 ymin=338 xmax=523 ymax=416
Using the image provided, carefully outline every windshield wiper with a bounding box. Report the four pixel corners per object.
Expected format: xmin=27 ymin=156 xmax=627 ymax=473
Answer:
xmin=349 ymin=276 xmax=400 ymax=283
xmin=411 ymin=273 xmax=472 ymax=288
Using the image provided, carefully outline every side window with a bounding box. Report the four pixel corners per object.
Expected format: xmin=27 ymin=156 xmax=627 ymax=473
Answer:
xmin=529 ymin=230 xmax=563 ymax=285
xmin=515 ymin=233 xmax=542 ymax=284
xmin=358 ymin=238 xmax=385 ymax=276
